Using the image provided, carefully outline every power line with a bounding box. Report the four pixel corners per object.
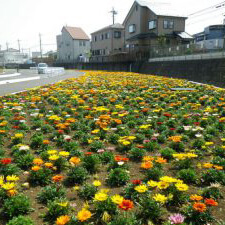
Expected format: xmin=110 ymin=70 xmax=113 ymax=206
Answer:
xmin=188 ymin=1 xmax=225 ymax=17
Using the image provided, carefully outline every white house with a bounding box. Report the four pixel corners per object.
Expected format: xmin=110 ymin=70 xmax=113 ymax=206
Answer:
xmin=57 ymin=26 xmax=90 ymax=63
xmin=0 ymin=48 xmax=29 ymax=66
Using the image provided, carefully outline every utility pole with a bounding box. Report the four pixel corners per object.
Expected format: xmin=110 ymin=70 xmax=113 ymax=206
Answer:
xmin=6 ymin=42 xmax=9 ymax=51
xmin=18 ymin=39 xmax=21 ymax=52
xmin=39 ymin=33 xmax=43 ymax=60
xmin=110 ymin=7 xmax=117 ymax=25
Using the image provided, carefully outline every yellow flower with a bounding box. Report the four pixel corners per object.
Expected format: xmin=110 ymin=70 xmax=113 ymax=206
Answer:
xmin=111 ymin=195 xmax=124 ymax=204
xmin=6 ymin=175 xmax=19 ymax=182
xmin=7 ymin=189 xmax=18 ymax=197
xmin=91 ymin=129 xmax=100 ymax=134
xmin=205 ymin=142 xmax=214 ymax=146
xmin=122 ymin=141 xmax=131 ymax=146
xmin=0 ymin=176 xmax=4 ymax=186
xmin=57 ymin=202 xmax=68 ymax=207
xmin=73 ymin=186 xmax=80 ymax=191
xmin=77 ymin=208 xmax=92 ymax=222
xmin=59 ymin=151 xmax=70 ymax=157
xmin=2 ymin=182 xmax=15 ymax=190
xmin=175 ymin=183 xmax=189 ymax=191
xmin=157 ymin=181 xmax=169 ymax=189
xmin=49 ymin=154 xmax=59 ymax=161
xmin=93 ymin=180 xmax=101 ymax=187
xmin=14 ymin=133 xmax=24 ymax=138
xmin=47 ymin=150 xmax=58 ymax=155
xmin=94 ymin=192 xmax=108 ymax=201
xmin=147 ymin=180 xmax=158 ymax=187
xmin=159 ymin=176 xmax=178 ymax=183
xmin=102 ymin=211 xmax=111 ymax=223
xmin=153 ymin=194 xmax=168 ymax=203
xmin=56 ymin=215 xmax=70 ymax=225
xmin=134 ymin=184 xmax=148 ymax=193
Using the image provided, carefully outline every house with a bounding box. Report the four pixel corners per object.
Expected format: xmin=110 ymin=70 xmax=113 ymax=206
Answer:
xmin=194 ymin=24 xmax=225 ymax=49
xmin=57 ymin=26 xmax=90 ymax=63
xmin=123 ymin=0 xmax=192 ymax=50
xmin=0 ymin=48 xmax=29 ymax=66
xmin=90 ymin=23 xmax=125 ymax=61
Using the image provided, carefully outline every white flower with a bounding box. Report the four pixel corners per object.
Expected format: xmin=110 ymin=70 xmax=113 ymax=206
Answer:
xmin=118 ymin=161 xmax=124 ymax=166
xmin=195 ymin=134 xmax=202 ymax=138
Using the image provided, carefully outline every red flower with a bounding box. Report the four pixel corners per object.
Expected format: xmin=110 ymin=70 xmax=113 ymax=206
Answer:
xmin=157 ymin=122 xmax=163 ymax=125
xmin=58 ymin=130 xmax=64 ymax=134
xmin=13 ymin=126 xmax=19 ymax=129
xmin=164 ymin=113 xmax=172 ymax=117
xmin=119 ymin=200 xmax=134 ymax=211
xmin=1 ymin=158 xmax=12 ymax=165
xmin=131 ymin=180 xmax=142 ymax=185
xmin=85 ymin=152 xmax=92 ymax=156
xmin=194 ymin=122 xmax=200 ymax=125
xmin=205 ymin=198 xmax=218 ymax=206
xmin=170 ymin=128 xmax=175 ymax=130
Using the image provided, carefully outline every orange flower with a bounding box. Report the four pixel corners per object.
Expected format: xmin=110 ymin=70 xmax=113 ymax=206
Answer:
xmin=193 ymin=202 xmax=207 ymax=212
xmin=214 ymin=165 xmax=223 ymax=170
xmin=203 ymin=163 xmax=214 ymax=168
xmin=140 ymin=161 xmax=153 ymax=169
xmin=119 ymin=199 xmax=134 ymax=211
xmin=44 ymin=162 xmax=54 ymax=168
xmin=7 ymin=189 xmax=17 ymax=197
xmin=31 ymin=166 xmax=41 ymax=171
xmin=69 ymin=157 xmax=81 ymax=165
xmin=43 ymin=140 xmax=50 ymax=145
xmin=33 ymin=158 xmax=44 ymax=166
xmin=77 ymin=208 xmax=92 ymax=222
xmin=155 ymin=157 xmax=167 ymax=164
xmin=56 ymin=215 xmax=70 ymax=225
xmin=169 ymin=136 xmax=182 ymax=142
xmin=52 ymin=175 xmax=64 ymax=183
xmin=143 ymin=156 xmax=154 ymax=161
xmin=190 ymin=195 xmax=203 ymax=201
xmin=205 ymin=198 xmax=218 ymax=206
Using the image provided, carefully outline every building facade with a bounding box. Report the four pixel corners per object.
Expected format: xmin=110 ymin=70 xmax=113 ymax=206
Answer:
xmin=194 ymin=24 xmax=225 ymax=49
xmin=0 ymin=48 xmax=29 ymax=66
xmin=123 ymin=0 xmax=192 ymax=50
xmin=91 ymin=23 xmax=125 ymax=61
xmin=57 ymin=26 xmax=90 ymax=63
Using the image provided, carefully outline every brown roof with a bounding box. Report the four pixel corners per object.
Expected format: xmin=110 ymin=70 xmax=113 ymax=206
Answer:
xmin=63 ymin=26 xmax=90 ymax=40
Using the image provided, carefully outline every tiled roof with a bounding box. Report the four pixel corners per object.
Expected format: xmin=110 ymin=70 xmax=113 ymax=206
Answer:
xmin=136 ymin=0 xmax=187 ymax=17
xmin=63 ymin=26 xmax=90 ymax=40
xmin=91 ymin=23 xmax=124 ymax=34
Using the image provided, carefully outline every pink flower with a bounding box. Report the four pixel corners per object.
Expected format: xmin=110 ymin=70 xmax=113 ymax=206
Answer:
xmin=169 ymin=213 xmax=185 ymax=224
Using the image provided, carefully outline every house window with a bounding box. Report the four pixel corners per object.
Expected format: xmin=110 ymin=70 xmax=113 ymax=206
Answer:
xmin=114 ymin=31 xmax=121 ymax=38
xmin=105 ymin=33 xmax=110 ymax=39
xmin=83 ymin=41 xmax=86 ymax=46
xmin=129 ymin=24 xmax=136 ymax=33
xmin=136 ymin=5 xmax=138 ymax=11
xmin=94 ymin=36 xmax=97 ymax=42
xmin=149 ymin=20 xmax=156 ymax=30
xmin=100 ymin=34 xmax=104 ymax=40
xmin=79 ymin=41 xmax=82 ymax=46
xmin=164 ymin=20 xmax=174 ymax=29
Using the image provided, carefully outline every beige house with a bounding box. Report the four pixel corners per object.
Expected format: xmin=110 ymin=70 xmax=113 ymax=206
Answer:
xmin=123 ymin=0 xmax=192 ymax=49
xmin=57 ymin=26 xmax=90 ymax=63
xmin=90 ymin=23 xmax=125 ymax=61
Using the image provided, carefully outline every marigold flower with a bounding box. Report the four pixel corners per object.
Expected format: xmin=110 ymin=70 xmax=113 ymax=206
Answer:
xmin=52 ymin=175 xmax=64 ymax=183
xmin=77 ymin=208 xmax=92 ymax=222
xmin=190 ymin=195 xmax=203 ymax=201
xmin=33 ymin=158 xmax=44 ymax=166
xmin=111 ymin=194 xmax=124 ymax=204
xmin=49 ymin=154 xmax=59 ymax=161
xmin=153 ymin=194 xmax=168 ymax=203
xmin=134 ymin=184 xmax=148 ymax=193
xmin=140 ymin=161 xmax=153 ymax=169
xmin=7 ymin=189 xmax=17 ymax=197
xmin=56 ymin=215 xmax=70 ymax=225
xmin=6 ymin=175 xmax=19 ymax=182
xmin=93 ymin=180 xmax=101 ymax=187
xmin=2 ymin=182 xmax=15 ymax=190
xmin=119 ymin=199 xmax=134 ymax=211
xmin=131 ymin=179 xmax=142 ymax=185
xmin=205 ymin=198 xmax=218 ymax=206
xmin=31 ymin=166 xmax=41 ymax=171
xmin=44 ymin=162 xmax=54 ymax=168
xmin=155 ymin=157 xmax=167 ymax=164
xmin=69 ymin=157 xmax=81 ymax=165
xmin=59 ymin=151 xmax=70 ymax=157
xmin=94 ymin=192 xmax=108 ymax=201
xmin=0 ymin=158 xmax=12 ymax=165
xmin=193 ymin=202 xmax=207 ymax=212
xmin=43 ymin=140 xmax=50 ymax=145
xmin=157 ymin=181 xmax=170 ymax=189
xmin=175 ymin=183 xmax=189 ymax=191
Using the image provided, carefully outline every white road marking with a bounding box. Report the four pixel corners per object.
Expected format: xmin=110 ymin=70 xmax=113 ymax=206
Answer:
xmin=0 ymin=76 xmax=40 ymax=85
xmin=0 ymin=73 xmax=21 ymax=78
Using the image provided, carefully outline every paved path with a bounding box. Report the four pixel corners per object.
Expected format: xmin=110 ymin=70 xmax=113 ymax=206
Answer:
xmin=0 ymin=69 xmax=84 ymax=96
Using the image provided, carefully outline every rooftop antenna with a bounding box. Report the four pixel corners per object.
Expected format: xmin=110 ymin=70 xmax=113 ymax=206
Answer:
xmin=110 ymin=7 xmax=118 ymax=25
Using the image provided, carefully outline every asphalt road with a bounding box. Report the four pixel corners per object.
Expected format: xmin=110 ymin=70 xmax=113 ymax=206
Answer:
xmin=0 ymin=69 xmax=84 ymax=96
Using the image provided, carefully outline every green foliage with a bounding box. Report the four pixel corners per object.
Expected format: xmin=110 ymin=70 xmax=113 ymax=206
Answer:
xmin=28 ymin=168 xmax=53 ymax=186
xmin=201 ymin=169 xmax=225 ymax=185
xmin=78 ymin=183 xmax=97 ymax=200
xmin=37 ymin=185 xmax=66 ymax=204
xmin=107 ymin=168 xmax=130 ymax=187
xmin=178 ymin=168 xmax=197 ymax=184
xmin=65 ymin=166 xmax=88 ymax=185
xmin=128 ymin=147 xmax=146 ymax=162
xmin=2 ymin=194 xmax=31 ymax=219
xmin=160 ymin=147 xmax=175 ymax=160
xmin=82 ymin=154 xmax=101 ymax=173
xmin=6 ymin=216 xmax=34 ymax=225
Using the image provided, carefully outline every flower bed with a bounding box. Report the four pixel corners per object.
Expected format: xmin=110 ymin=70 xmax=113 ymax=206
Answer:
xmin=0 ymin=71 xmax=225 ymax=225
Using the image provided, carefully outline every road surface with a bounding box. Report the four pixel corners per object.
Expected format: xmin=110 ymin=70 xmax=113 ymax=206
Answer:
xmin=0 ymin=69 xmax=84 ymax=96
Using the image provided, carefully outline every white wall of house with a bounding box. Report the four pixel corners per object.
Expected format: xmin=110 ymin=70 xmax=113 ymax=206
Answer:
xmin=57 ymin=29 xmax=90 ymax=63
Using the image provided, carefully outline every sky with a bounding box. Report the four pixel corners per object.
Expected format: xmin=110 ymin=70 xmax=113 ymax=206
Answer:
xmin=0 ymin=0 xmax=224 ymax=54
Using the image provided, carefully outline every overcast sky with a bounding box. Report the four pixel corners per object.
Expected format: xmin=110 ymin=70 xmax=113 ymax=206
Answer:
xmin=1 ymin=0 xmax=224 ymax=53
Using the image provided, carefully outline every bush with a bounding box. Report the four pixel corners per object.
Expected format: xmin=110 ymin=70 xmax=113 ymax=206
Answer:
xmin=82 ymin=154 xmax=101 ymax=174
xmin=107 ymin=168 xmax=130 ymax=187
xmin=6 ymin=215 xmax=34 ymax=225
xmin=178 ymin=168 xmax=197 ymax=184
xmin=201 ymin=169 xmax=225 ymax=185
xmin=78 ymin=183 xmax=97 ymax=200
xmin=37 ymin=185 xmax=66 ymax=204
xmin=128 ymin=147 xmax=146 ymax=162
xmin=65 ymin=166 xmax=88 ymax=185
xmin=160 ymin=147 xmax=175 ymax=161
xmin=28 ymin=168 xmax=53 ymax=186
xmin=2 ymin=194 xmax=31 ymax=219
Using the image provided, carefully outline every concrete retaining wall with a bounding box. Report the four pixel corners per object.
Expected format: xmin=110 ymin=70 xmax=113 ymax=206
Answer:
xmin=55 ymin=58 xmax=225 ymax=88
